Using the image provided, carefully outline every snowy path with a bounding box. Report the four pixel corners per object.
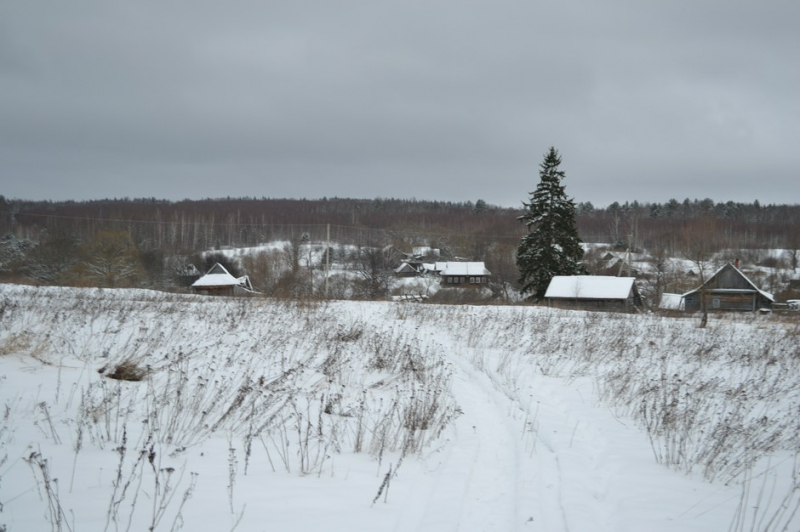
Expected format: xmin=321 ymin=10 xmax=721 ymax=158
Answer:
xmin=389 ymin=355 xmax=524 ymax=532
xmin=388 ymin=344 xmax=736 ymax=532
xmin=388 ymin=348 xmax=623 ymax=532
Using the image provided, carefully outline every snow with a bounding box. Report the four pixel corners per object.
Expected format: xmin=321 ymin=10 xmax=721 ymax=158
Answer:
xmin=411 ymin=246 xmax=439 ymax=257
xmin=659 ymin=292 xmax=684 ymax=310
xmin=1 ymin=284 xmax=799 ymax=532
xmin=545 ymin=275 xmax=635 ymax=299
xmin=394 ymin=262 xmax=421 ymax=274
xmin=192 ymin=263 xmax=248 ymax=288
xmin=438 ymin=262 xmax=490 ymax=276
xmin=192 ymin=272 xmax=240 ymax=287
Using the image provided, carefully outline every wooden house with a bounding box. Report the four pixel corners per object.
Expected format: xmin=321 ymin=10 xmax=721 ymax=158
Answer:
xmin=394 ymin=261 xmax=425 ymax=278
xmin=682 ymin=262 xmax=773 ymax=312
xmin=438 ymin=262 xmax=491 ymax=286
xmin=544 ymin=276 xmax=641 ymax=311
xmin=192 ymin=263 xmax=253 ymax=296
xmin=590 ymin=252 xmax=641 ymax=277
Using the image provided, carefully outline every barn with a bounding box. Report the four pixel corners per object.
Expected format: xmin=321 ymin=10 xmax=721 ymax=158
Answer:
xmin=192 ymin=263 xmax=253 ymax=296
xmin=544 ymin=276 xmax=641 ymax=311
xmin=682 ymin=262 xmax=773 ymax=312
xmin=394 ymin=261 xmax=425 ymax=278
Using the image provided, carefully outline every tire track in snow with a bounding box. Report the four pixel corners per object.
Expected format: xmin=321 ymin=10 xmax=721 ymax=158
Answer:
xmin=391 ymin=356 xmax=526 ymax=532
xmin=523 ymin=377 xmax=619 ymax=532
xmin=453 ymin=354 xmax=619 ymax=532
xmin=392 ymin=345 xmax=620 ymax=532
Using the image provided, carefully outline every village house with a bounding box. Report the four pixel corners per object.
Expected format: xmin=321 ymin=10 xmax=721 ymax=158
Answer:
xmin=590 ymin=252 xmax=642 ymax=277
xmin=682 ymin=262 xmax=773 ymax=312
xmin=392 ymin=247 xmax=442 ymax=278
xmin=544 ymin=276 xmax=641 ymax=311
xmin=394 ymin=261 xmax=426 ymax=278
xmin=192 ymin=263 xmax=253 ymax=296
xmin=437 ymin=262 xmax=491 ymax=286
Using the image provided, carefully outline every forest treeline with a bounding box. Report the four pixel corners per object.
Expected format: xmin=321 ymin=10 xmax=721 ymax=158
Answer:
xmin=0 ymin=195 xmax=798 ymax=299
xmin=2 ymin=195 xmax=798 ymax=253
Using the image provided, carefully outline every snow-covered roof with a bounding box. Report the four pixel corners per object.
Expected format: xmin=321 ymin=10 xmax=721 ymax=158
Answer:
xmin=394 ymin=262 xmax=420 ymax=274
xmin=192 ymin=263 xmax=251 ymax=289
xmin=438 ymin=262 xmax=491 ymax=276
xmin=412 ymin=246 xmax=440 ymax=257
xmin=545 ymin=276 xmax=635 ymax=300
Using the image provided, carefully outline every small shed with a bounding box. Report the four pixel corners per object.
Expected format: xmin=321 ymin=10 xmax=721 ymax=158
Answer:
xmin=659 ymin=293 xmax=684 ymax=311
xmin=439 ymin=262 xmax=491 ymax=286
xmin=682 ymin=262 xmax=773 ymax=312
xmin=192 ymin=263 xmax=253 ymax=296
xmin=394 ymin=261 xmax=425 ymax=278
xmin=544 ymin=276 xmax=640 ymax=311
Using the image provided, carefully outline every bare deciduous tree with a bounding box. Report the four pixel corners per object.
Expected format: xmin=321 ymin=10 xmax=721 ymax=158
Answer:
xmin=21 ymin=232 xmax=78 ymax=284
xmin=351 ymin=244 xmax=391 ymax=300
xmin=484 ymin=242 xmax=518 ymax=302
xmin=66 ymin=231 xmax=144 ymax=288
xmin=679 ymin=219 xmax=721 ymax=327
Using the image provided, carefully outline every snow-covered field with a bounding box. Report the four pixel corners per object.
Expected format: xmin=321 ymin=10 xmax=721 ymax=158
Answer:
xmin=1 ymin=284 xmax=799 ymax=531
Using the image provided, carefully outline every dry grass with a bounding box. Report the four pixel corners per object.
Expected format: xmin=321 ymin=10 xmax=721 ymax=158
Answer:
xmin=2 ymin=283 xmax=799 ymax=528
xmin=100 ymin=358 xmax=149 ymax=382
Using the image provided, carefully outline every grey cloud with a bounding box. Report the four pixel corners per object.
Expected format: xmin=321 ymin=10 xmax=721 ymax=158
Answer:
xmin=1 ymin=0 xmax=798 ymax=206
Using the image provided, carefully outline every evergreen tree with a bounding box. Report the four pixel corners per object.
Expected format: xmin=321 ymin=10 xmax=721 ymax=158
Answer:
xmin=516 ymin=147 xmax=584 ymax=300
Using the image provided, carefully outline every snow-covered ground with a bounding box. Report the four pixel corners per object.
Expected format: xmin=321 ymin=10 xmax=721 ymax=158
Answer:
xmin=1 ymin=284 xmax=799 ymax=531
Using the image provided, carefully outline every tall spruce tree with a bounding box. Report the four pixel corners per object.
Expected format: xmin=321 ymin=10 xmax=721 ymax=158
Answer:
xmin=516 ymin=147 xmax=584 ymax=300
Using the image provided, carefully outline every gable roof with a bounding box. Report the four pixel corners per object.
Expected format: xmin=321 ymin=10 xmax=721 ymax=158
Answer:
xmin=545 ymin=276 xmax=635 ymax=300
xmin=192 ymin=263 xmax=252 ymax=289
xmin=439 ymin=262 xmax=491 ymax=276
xmin=394 ymin=262 xmax=422 ymax=274
xmin=682 ymin=262 xmax=774 ymax=302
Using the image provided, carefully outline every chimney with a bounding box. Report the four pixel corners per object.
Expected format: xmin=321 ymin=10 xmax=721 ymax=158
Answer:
xmin=735 ymin=258 xmax=739 ymax=269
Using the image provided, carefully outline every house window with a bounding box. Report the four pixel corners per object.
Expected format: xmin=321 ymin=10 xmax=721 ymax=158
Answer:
xmin=461 ymin=277 xmax=466 ymax=283
xmin=712 ymin=297 xmax=721 ymax=309
xmin=470 ymin=277 xmax=475 ymax=284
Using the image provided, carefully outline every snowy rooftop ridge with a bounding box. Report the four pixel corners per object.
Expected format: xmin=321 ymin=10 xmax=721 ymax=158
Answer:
xmin=192 ymin=263 xmax=250 ymax=288
xmin=545 ymin=275 xmax=635 ymax=300
xmin=438 ymin=262 xmax=491 ymax=276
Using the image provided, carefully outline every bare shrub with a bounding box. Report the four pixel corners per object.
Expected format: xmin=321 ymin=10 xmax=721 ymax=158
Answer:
xmin=100 ymin=358 xmax=148 ymax=382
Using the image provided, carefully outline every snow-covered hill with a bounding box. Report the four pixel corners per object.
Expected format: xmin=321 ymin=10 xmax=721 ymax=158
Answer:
xmin=1 ymin=284 xmax=799 ymax=531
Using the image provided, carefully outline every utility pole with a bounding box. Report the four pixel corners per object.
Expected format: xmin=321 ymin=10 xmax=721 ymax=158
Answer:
xmin=325 ymin=224 xmax=330 ymax=299
xmin=618 ymin=233 xmax=633 ymax=277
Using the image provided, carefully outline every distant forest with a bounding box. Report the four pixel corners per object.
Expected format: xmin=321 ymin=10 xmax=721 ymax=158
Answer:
xmin=1 ymin=195 xmax=798 ymax=254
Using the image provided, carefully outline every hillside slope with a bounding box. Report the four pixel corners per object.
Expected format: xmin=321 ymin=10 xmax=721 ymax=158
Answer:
xmin=1 ymin=285 xmax=799 ymax=531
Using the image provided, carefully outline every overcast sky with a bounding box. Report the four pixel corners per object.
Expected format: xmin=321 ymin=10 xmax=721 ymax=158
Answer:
xmin=1 ymin=1 xmax=798 ymax=208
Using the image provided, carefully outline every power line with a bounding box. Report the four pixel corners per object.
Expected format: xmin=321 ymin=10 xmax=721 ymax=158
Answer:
xmin=1 ymin=210 xmax=525 ymax=242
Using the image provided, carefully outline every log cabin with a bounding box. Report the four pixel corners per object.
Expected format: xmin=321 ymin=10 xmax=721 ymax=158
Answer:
xmin=682 ymin=262 xmax=773 ymax=312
